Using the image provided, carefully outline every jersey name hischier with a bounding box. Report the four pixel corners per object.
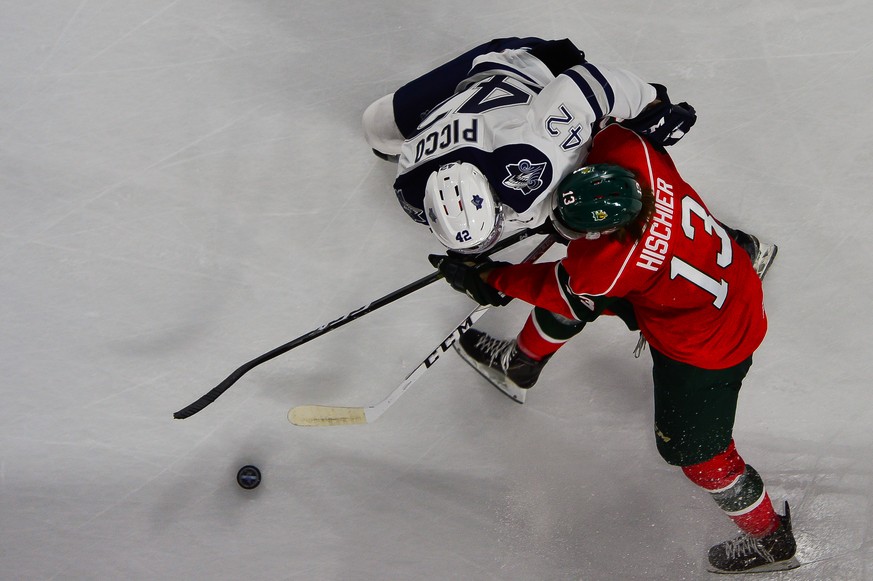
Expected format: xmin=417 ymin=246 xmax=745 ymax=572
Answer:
xmin=637 ymin=177 xmax=676 ymax=272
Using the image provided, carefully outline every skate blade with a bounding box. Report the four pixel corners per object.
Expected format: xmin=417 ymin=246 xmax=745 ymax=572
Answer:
xmin=755 ymin=243 xmax=778 ymax=281
xmin=708 ymin=556 xmax=800 ymax=575
xmin=453 ymin=344 xmax=527 ymax=404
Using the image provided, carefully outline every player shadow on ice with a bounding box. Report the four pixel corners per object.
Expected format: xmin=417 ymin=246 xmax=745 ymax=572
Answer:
xmin=283 ymin=443 xmax=696 ymax=578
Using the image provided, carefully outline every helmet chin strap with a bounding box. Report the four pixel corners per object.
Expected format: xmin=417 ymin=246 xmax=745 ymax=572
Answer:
xmin=583 ymin=227 xmax=617 ymax=240
xmin=550 ymin=211 xmax=585 ymax=240
xmin=550 ymin=199 xmax=620 ymax=241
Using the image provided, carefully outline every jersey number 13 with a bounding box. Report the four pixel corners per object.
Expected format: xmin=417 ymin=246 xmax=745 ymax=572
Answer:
xmin=670 ymin=196 xmax=733 ymax=309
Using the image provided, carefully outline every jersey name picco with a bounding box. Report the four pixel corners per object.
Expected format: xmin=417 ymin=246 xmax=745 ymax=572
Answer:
xmin=637 ymin=177 xmax=675 ymax=272
xmin=413 ymin=117 xmax=482 ymax=163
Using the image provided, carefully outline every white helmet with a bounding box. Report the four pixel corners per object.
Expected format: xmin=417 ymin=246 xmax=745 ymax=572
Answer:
xmin=423 ymin=162 xmax=504 ymax=254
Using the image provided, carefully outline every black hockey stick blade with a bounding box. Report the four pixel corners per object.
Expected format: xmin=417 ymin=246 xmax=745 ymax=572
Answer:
xmin=172 ymin=270 xmax=440 ymax=419
xmin=173 ymin=228 xmax=541 ymax=419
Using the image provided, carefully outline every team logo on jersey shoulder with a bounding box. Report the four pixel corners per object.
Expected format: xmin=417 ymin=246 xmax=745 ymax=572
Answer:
xmin=502 ymin=159 xmax=547 ymax=195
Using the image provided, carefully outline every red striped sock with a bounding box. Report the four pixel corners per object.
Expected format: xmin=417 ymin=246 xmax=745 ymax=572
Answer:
xmin=682 ymin=441 xmax=779 ymax=537
xmin=516 ymin=314 xmax=566 ymax=360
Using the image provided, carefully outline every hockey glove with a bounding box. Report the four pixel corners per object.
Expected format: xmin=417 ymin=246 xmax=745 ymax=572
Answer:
xmin=528 ymin=38 xmax=586 ymax=75
xmin=428 ymin=254 xmax=512 ymax=307
xmin=620 ymin=84 xmax=697 ymax=149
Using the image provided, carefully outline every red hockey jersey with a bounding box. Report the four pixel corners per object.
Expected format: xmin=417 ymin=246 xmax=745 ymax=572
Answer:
xmin=487 ymin=125 xmax=767 ymax=369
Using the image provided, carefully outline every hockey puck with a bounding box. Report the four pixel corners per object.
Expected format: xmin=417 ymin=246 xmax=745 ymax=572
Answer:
xmin=236 ymin=465 xmax=261 ymax=489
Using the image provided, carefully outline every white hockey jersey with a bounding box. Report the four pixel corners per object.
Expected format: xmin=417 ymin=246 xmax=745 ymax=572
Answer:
xmin=393 ymin=48 xmax=656 ymax=238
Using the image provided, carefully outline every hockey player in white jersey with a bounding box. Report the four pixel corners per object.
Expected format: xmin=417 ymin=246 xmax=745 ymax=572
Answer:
xmin=363 ymin=37 xmax=698 ymax=252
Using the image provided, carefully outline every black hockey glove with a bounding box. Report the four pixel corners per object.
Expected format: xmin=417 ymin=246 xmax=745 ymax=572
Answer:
xmin=528 ymin=38 xmax=586 ymax=75
xmin=620 ymin=84 xmax=697 ymax=150
xmin=428 ymin=255 xmax=512 ymax=307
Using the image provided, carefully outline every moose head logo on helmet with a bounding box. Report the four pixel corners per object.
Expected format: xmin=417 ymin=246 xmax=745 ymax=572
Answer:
xmin=424 ymin=162 xmax=504 ymax=254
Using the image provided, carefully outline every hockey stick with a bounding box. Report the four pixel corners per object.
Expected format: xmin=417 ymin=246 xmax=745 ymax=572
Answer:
xmin=172 ymin=228 xmax=538 ymax=419
xmin=288 ymin=234 xmax=556 ymax=426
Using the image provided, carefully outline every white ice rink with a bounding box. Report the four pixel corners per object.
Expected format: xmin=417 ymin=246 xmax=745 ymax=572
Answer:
xmin=3 ymin=1 xmax=872 ymax=579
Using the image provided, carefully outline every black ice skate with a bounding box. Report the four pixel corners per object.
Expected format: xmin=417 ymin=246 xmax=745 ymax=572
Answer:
xmin=371 ymin=148 xmax=399 ymax=163
xmin=748 ymin=235 xmax=778 ymax=280
xmin=455 ymin=329 xmax=550 ymax=404
xmin=708 ymin=502 xmax=798 ymax=574
xmin=733 ymin=230 xmax=778 ymax=280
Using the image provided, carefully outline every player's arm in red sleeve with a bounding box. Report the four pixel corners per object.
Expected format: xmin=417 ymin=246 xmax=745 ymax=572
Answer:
xmin=486 ymin=261 xmax=572 ymax=317
xmin=486 ymin=261 xmax=614 ymax=323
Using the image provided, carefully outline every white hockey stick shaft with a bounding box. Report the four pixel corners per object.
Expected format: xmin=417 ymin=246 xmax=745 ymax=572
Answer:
xmin=288 ymin=305 xmax=489 ymax=426
xmin=289 ymin=234 xmax=556 ymax=427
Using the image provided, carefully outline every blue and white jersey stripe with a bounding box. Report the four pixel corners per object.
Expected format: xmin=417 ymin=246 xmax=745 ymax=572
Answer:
xmin=465 ymin=61 xmax=543 ymax=88
xmin=562 ymin=64 xmax=616 ymax=120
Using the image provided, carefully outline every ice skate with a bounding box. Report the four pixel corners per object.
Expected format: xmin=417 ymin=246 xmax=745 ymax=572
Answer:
xmin=748 ymin=235 xmax=778 ymax=281
xmin=708 ymin=502 xmax=798 ymax=574
xmin=454 ymin=329 xmax=550 ymax=404
xmin=371 ymin=148 xmax=399 ymax=163
xmin=732 ymin=230 xmax=778 ymax=281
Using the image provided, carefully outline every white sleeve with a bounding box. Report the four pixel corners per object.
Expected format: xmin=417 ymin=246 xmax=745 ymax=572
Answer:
xmin=502 ymin=202 xmax=552 ymax=236
xmin=590 ymin=62 xmax=658 ymax=120
xmin=529 ymin=62 xmax=657 ymax=130
xmin=459 ymin=48 xmax=557 ymax=92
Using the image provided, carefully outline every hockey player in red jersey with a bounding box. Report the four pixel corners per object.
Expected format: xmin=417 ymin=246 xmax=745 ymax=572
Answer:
xmin=429 ymin=123 xmax=797 ymax=573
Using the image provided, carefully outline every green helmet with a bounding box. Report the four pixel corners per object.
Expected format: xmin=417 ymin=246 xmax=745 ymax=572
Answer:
xmin=550 ymin=164 xmax=643 ymax=239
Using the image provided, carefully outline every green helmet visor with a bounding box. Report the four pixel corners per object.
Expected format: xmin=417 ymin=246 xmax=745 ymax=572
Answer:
xmin=551 ymin=164 xmax=643 ymax=236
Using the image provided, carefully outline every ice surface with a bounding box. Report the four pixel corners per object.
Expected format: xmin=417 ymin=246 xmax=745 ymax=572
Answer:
xmin=2 ymin=1 xmax=872 ymax=579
